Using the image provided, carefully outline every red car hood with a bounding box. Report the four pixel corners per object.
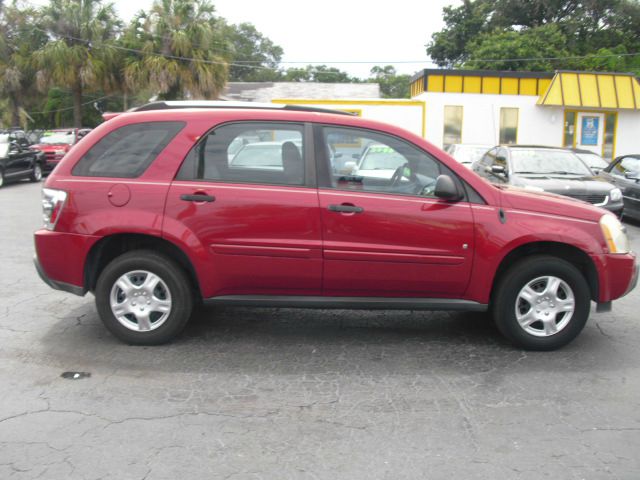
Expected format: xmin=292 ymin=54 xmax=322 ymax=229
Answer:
xmin=498 ymin=184 xmax=607 ymax=223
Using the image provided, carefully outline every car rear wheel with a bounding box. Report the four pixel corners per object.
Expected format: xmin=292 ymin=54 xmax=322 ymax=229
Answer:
xmin=493 ymin=255 xmax=590 ymax=351
xmin=30 ymin=163 xmax=42 ymax=182
xmin=95 ymin=250 xmax=194 ymax=345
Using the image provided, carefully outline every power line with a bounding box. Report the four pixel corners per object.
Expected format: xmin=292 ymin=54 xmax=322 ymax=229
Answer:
xmin=31 ymin=26 xmax=640 ymax=71
xmin=27 ymin=94 xmax=114 ymax=115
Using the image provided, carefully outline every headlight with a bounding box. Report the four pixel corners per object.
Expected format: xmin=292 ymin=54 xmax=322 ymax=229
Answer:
xmin=599 ymin=214 xmax=630 ymax=254
xmin=609 ymin=188 xmax=622 ymax=202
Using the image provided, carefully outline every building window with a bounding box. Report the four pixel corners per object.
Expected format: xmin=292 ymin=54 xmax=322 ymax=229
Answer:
xmin=499 ymin=108 xmax=518 ymax=144
xmin=443 ymin=106 xmax=463 ymax=148
xmin=564 ymin=111 xmax=576 ymax=147
xmin=603 ymin=113 xmax=616 ymax=161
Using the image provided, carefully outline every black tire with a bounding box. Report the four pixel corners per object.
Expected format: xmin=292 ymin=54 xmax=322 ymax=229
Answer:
xmin=30 ymin=162 xmax=42 ymax=182
xmin=492 ymin=255 xmax=591 ymax=351
xmin=95 ymin=250 xmax=194 ymax=345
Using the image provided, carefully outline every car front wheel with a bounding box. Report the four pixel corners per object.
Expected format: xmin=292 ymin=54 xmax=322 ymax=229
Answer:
xmin=95 ymin=250 xmax=194 ymax=345
xmin=493 ymin=255 xmax=591 ymax=351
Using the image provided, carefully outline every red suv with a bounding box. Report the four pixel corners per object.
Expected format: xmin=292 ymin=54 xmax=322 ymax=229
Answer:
xmin=34 ymin=101 xmax=638 ymax=350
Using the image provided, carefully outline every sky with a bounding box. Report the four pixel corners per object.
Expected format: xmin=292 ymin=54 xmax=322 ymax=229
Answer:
xmin=30 ymin=0 xmax=460 ymax=79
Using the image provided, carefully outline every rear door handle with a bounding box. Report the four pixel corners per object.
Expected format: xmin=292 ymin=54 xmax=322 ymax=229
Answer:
xmin=180 ymin=193 xmax=215 ymax=203
xmin=328 ymin=204 xmax=364 ymax=213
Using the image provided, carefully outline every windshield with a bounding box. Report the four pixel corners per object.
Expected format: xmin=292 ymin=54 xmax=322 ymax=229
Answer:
xmin=39 ymin=131 xmax=75 ymax=145
xmin=231 ymin=144 xmax=283 ymax=167
xmin=511 ymin=149 xmax=592 ymax=175
xmin=575 ymin=152 xmax=608 ymax=170
xmin=359 ymin=145 xmax=406 ymax=170
xmin=451 ymin=146 xmax=490 ymax=164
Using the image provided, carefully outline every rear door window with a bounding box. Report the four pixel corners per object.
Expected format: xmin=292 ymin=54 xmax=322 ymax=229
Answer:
xmin=177 ymin=122 xmax=305 ymax=186
xmin=72 ymin=122 xmax=184 ymax=178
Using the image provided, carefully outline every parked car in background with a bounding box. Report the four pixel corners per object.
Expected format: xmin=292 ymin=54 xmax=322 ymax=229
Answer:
xmin=472 ymin=145 xmax=623 ymax=215
xmin=352 ymin=143 xmax=407 ymax=179
xmin=569 ymin=148 xmax=610 ymax=174
xmin=32 ymin=128 xmax=91 ymax=173
xmin=0 ymin=133 xmax=43 ymax=187
xmin=445 ymin=144 xmax=492 ymax=169
xmin=34 ymin=101 xmax=637 ymax=350
xmin=598 ymin=154 xmax=640 ymax=221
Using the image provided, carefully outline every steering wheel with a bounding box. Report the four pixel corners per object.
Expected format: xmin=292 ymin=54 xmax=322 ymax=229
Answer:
xmin=390 ymin=163 xmax=411 ymax=187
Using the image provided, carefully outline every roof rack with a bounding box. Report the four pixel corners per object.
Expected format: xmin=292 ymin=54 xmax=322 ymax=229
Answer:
xmin=129 ymin=100 xmax=355 ymax=116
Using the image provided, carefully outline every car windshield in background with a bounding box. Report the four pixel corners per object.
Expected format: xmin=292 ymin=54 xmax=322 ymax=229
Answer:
xmin=575 ymin=152 xmax=609 ymax=171
xmin=359 ymin=145 xmax=406 ymax=170
xmin=452 ymin=146 xmax=490 ymax=164
xmin=230 ymin=143 xmax=286 ymax=168
xmin=512 ymin=149 xmax=592 ymax=175
xmin=39 ymin=132 xmax=75 ymax=145
xmin=616 ymin=156 xmax=640 ymax=176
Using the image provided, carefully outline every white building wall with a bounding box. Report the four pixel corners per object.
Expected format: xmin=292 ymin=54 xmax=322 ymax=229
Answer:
xmin=615 ymin=110 xmax=640 ymax=157
xmin=417 ymin=92 xmax=564 ymax=149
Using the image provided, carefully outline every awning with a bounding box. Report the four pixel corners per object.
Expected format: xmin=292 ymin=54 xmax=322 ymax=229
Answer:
xmin=537 ymin=71 xmax=640 ymax=110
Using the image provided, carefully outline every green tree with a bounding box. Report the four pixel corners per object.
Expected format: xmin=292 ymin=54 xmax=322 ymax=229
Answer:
xmin=283 ymin=65 xmax=357 ymax=83
xmin=124 ymin=0 xmax=228 ymax=101
xmin=225 ymin=22 xmax=283 ymax=82
xmin=426 ymin=0 xmax=494 ymax=67
xmin=33 ymin=0 xmax=120 ymax=128
xmin=370 ymin=66 xmax=410 ymax=98
xmin=0 ymin=1 xmax=47 ymax=127
xmin=464 ymin=24 xmax=570 ymax=71
xmin=427 ymin=0 xmax=640 ymax=71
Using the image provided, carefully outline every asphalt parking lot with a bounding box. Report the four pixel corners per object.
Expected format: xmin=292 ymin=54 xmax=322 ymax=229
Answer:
xmin=1 ymin=180 xmax=640 ymax=480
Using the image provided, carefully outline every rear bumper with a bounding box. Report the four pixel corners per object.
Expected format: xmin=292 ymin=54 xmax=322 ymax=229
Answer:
xmin=33 ymin=229 xmax=100 ymax=296
xmin=34 ymin=254 xmax=85 ymax=296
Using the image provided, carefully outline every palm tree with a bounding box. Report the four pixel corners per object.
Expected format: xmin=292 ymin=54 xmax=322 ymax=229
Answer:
xmin=0 ymin=2 xmax=46 ymax=127
xmin=34 ymin=0 xmax=120 ymax=127
xmin=124 ymin=0 xmax=228 ymax=101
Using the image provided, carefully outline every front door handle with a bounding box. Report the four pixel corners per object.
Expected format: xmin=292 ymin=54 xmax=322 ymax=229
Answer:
xmin=328 ymin=204 xmax=364 ymax=213
xmin=180 ymin=193 xmax=215 ymax=203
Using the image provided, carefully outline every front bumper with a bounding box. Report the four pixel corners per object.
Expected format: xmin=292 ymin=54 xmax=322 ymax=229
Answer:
xmin=595 ymin=252 xmax=638 ymax=303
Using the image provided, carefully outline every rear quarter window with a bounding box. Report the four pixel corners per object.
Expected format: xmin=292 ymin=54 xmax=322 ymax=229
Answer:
xmin=72 ymin=122 xmax=184 ymax=178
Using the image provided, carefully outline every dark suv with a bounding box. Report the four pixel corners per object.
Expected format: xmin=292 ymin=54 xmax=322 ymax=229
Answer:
xmin=34 ymin=102 xmax=637 ymax=350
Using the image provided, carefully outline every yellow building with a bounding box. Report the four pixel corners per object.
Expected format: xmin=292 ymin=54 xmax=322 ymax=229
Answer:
xmin=410 ymin=69 xmax=640 ymax=160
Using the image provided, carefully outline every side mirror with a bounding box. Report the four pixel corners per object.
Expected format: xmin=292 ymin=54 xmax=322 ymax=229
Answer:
xmin=343 ymin=161 xmax=357 ymax=174
xmin=624 ymin=171 xmax=639 ymax=180
xmin=490 ymin=165 xmax=508 ymax=176
xmin=434 ymin=174 xmax=463 ymax=201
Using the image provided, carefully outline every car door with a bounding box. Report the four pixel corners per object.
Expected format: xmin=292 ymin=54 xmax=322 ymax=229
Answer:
xmin=316 ymin=125 xmax=475 ymax=297
xmin=164 ymin=121 xmax=323 ymax=298
xmin=602 ymin=155 xmax=640 ymax=218
xmin=5 ymin=141 xmax=31 ymax=177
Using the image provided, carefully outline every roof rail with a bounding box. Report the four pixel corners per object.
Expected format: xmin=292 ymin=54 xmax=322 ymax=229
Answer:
xmin=129 ymin=100 xmax=355 ymax=116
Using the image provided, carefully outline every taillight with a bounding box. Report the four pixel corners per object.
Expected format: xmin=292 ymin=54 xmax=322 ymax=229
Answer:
xmin=42 ymin=188 xmax=67 ymax=231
